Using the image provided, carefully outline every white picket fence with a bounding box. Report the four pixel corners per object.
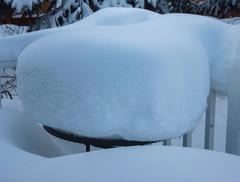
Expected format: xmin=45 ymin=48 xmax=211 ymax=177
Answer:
xmin=1 ymin=59 xmax=240 ymax=155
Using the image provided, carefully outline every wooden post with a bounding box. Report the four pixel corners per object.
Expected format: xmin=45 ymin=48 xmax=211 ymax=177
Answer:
xmin=183 ymin=133 xmax=192 ymax=147
xmin=0 ymin=67 xmax=2 ymax=109
xmin=204 ymin=90 xmax=216 ymax=150
xmin=226 ymin=65 xmax=240 ymax=155
xmin=163 ymin=140 xmax=171 ymax=146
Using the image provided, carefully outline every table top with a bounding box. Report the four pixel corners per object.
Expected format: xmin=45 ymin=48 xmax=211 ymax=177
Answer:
xmin=4 ymin=146 xmax=240 ymax=182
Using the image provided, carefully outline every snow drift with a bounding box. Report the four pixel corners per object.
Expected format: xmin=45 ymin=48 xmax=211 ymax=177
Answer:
xmin=3 ymin=146 xmax=240 ymax=182
xmin=73 ymin=7 xmax=159 ymax=26
xmin=0 ymin=109 xmax=86 ymax=169
xmin=0 ymin=109 xmax=55 ymax=175
xmin=0 ymin=8 xmax=157 ymax=61
xmin=17 ymin=8 xmax=212 ymax=141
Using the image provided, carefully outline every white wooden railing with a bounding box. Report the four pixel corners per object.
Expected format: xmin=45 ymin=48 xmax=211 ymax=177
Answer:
xmin=165 ymin=63 xmax=240 ymax=155
xmin=1 ymin=59 xmax=240 ymax=155
xmin=204 ymin=65 xmax=240 ymax=155
xmin=161 ymin=63 xmax=240 ymax=156
xmin=225 ymin=65 xmax=240 ymax=155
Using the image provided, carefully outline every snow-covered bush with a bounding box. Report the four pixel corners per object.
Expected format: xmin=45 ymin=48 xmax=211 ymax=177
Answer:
xmin=2 ymin=0 xmax=171 ymax=30
xmin=2 ymin=0 xmax=240 ymax=32
xmin=197 ymin=0 xmax=240 ymax=18
xmin=0 ymin=25 xmax=27 ymax=99
xmin=4 ymin=0 xmax=44 ymax=13
xmin=0 ymin=24 xmax=27 ymax=36
xmin=222 ymin=16 xmax=240 ymax=24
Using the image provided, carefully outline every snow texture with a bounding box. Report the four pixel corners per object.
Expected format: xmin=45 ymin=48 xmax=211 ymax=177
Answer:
xmin=17 ymin=8 xmax=210 ymax=141
xmin=0 ymin=8 xmax=157 ymax=60
xmin=0 ymin=109 xmax=56 ymax=173
xmin=0 ymin=28 xmax=53 ymax=61
xmin=0 ymin=109 xmax=86 ymax=165
xmin=0 ymin=109 xmax=91 ymax=181
xmin=3 ymin=145 xmax=240 ymax=182
xmin=73 ymin=7 xmax=159 ymax=26
xmin=167 ymin=14 xmax=240 ymax=94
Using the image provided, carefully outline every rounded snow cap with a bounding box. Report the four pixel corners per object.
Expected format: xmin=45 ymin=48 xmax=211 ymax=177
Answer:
xmin=17 ymin=8 xmax=209 ymax=141
xmin=74 ymin=7 xmax=159 ymax=26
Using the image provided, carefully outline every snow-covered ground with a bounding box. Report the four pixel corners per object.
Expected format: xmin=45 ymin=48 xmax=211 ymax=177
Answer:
xmin=4 ymin=145 xmax=240 ymax=182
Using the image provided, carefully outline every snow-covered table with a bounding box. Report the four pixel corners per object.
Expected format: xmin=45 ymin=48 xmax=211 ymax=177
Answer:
xmin=3 ymin=7 xmax=238 ymax=148
xmin=17 ymin=8 xmax=211 ymax=142
xmin=3 ymin=146 xmax=240 ymax=182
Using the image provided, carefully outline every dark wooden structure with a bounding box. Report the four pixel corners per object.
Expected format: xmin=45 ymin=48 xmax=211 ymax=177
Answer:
xmin=0 ymin=0 xmax=52 ymax=26
xmin=0 ymin=17 xmax=37 ymax=26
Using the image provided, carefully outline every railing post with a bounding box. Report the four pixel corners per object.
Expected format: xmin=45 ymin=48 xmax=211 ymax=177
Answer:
xmin=226 ymin=65 xmax=240 ymax=155
xmin=204 ymin=90 xmax=216 ymax=150
xmin=183 ymin=133 xmax=192 ymax=147
xmin=0 ymin=67 xmax=2 ymax=109
xmin=163 ymin=139 xmax=171 ymax=146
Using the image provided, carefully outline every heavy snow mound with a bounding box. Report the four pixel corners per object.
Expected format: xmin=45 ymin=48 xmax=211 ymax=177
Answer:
xmin=0 ymin=8 xmax=158 ymax=61
xmin=17 ymin=12 xmax=210 ymax=141
xmin=73 ymin=7 xmax=159 ymax=26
